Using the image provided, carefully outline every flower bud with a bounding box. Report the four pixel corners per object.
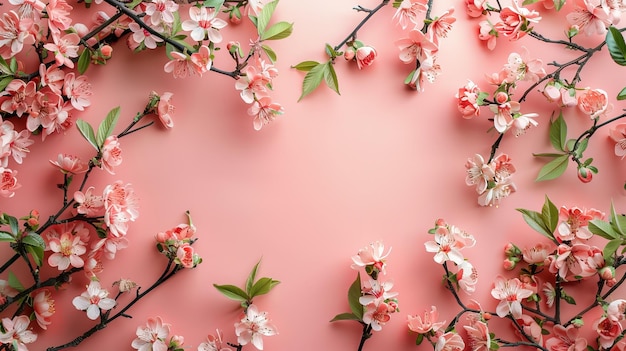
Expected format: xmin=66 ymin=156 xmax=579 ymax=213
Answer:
xmin=113 ymin=278 xmax=137 ymax=293
xmin=503 ymin=258 xmax=517 ymax=270
xmin=599 ymin=266 xmax=616 ymax=281
xmin=571 ymin=318 xmax=584 ymax=328
xmin=229 ymin=11 xmax=241 ymax=24
xmin=495 ymin=91 xmax=508 ymax=104
xmin=100 ymin=45 xmax=113 ymax=58
xmin=355 ymin=46 xmax=377 ymax=69
xmin=542 ymin=84 xmax=561 ymax=102
xmin=577 ymin=167 xmax=593 ymax=183
xmin=344 ymin=48 xmax=355 ymax=61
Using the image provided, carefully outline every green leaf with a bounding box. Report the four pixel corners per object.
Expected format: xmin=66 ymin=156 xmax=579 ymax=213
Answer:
xmin=536 ymin=155 xmax=569 ymax=181
xmin=95 ymin=107 xmax=120 ymax=148
xmin=213 ymin=284 xmax=249 ymax=302
xmin=416 ymin=334 xmax=424 ymax=345
xmin=261 ymin=21 xmax=293 ymax=40
xmin=298 ymin=62 xmax=326 ymax=101
xmin=617 ymin=87 xmax=626 ymax=100
xmin=202 ymin=0 xmax=224 ymax=8
xmin=476 ymin=91 xmax=489 ymax=106
xmin=522 ymin=0 xmax=540 ymax=4
xmin=549 ymin=112 xmax=567 ymax=152
xmin=574 ymin=138 xmax=588 ymax=158
xmin=0 ymin=231 xmax=15 ymax=242
xmin=77 ymin=49 xmax=91 ymax=74
xmin=606 ymin=26 xmax=626 ymax=66
xmin=22 ymin=232 xmax=45 ymax=249
xmin=8 ymin=271 xmax=24 ymax=292
xmin=261 ymin=44 xmax=277 ymax=63
xmin=292 ymin=60 xmax=320 ymax=72
xmin=246 ymin=259 xmax=261 ymax=294
xmin=533 ymin=153 xmax=567 ymax=158
xmin=7 ymin=215 xmax=18 ymax=236
xmin=0 ymin=76 xmax=12 ymax=92
xmin=541 ymin=196 xmax=559 ymax=234
xmin=76 ymin=120 xmax=98 ymax=151
xmin=325 ymin=43 xmax=339 ymax=59
xmin=323 ymin=62 xmax=340 ymax=96
xmin=348 ymin=272 xmax=363 ymax=321
xmin=589 ymin=219 xmax=620 ymax=240
xmin=249 ymin=277 xmax=276 ymax=297
xmin=256 ymin=0 xmax=278 ymax=35
xmin=330 ymin=312 xmax=360 ymax=322
xmin=9 ymin=57 xmax=17 ymax=72
xmin=565 ymin=139 xmax=576 ymax=152
xmin=603 ymin=238 xmax=622 ymax=262
xmin=610 ymin=202 xmax=625 ymax=236
xmin=25 ymin=244 xmax=44 ymax=267
xmin=554 ymin=0 xmax=565 ymax=10
xmin=517 ymin=208 xmax=554 ymax=240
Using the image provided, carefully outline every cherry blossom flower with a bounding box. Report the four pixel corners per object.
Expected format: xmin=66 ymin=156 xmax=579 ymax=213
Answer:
xmin=234 ymin=304 xmax=278 ymax=350
xmin=182 ymin=6 xmax=228 ymax=43
xmin=407 ymin=306 xmax=445 ymax=334
xmin=567 ymin=0 xmax=613 ymax=35
xmin=32 ymin=289 xmax=55 ymax=330
xmin=28 ymin=90 xmax=69 ymax=139
xmin=0 ymin=167 xmax=20 ymax=197
xmin=516 ymin=314 xmax=543 ymax=345
xmin=491 ymin=101 xmax=520 ymax=134
xmin=545 ymin=324 xmax=587 ymax=351
xmin=393 ymin=0 xmax=428 ymax=29
xmin=463 ymin=319 xmax=490 ymax=351
xmin=355 ymin=46 xmax=377 ymax=69
xmin=456 ymin=260 xmax=478 ymax=294
xmin=43 ymin=32 xmax=80 ymax=68
xmin=456 ymin=80 xmax=481 ymax=119
xmin=363 ymin=301 xmax=396 ymax=331
xmin=129 ymin=22 xmax=164 ymax=50
xmin=74 ymin=186 xmax=105 ymax=216
xmin=0 ymin=11 xmax=34 ymax=59
xmin=157 ymin=92 xmax=175 ymax=128
xmin=578 ymin=88 xmax=609 ymax=119
xmin=198 ymin=329 xmax=233 ymax=351
xmin=359 ymin=279 xmax=398 ymax=307
xmin=49 ymin=154 xmax=88 ymax=174
xmin=72 ymin=280 xmax=116 ymax=320
xmin=0 ymin=315 xmax=37 ymax=350
xmin=0 ymin=121 xmax=33 ymax=167
xmin=91 ymin=234 xmax=129 ymax=260
xmin=491 ymin=275 xmax=533 ymax=319
xmin=475 ymin=154 xmax=516 ymax=207
xmin=465 ymin=154 xmax=495 ymax=194
xmin=351 ymin=241 xmax=391 ymax=273
xmin=465 ymin=0 xmax=487 ymax=17
xmin=609 ymin=123 xmax=626 ymax=158
xmin=435 ymin=332 xmax=465 ymax=351
xmin=396 ymin=29 xmax=437 ymax=64
xmin=39 ymin=64 xmax=65 ymax=95
xmin=429 ymin=8 xmax=456 ymax=44
xmin=425 ymin=226 xmax=466 ymax=265
xmin=478 ymin=20 xmax=498 ymax=50
xmin=495 ymin=0 xmax=541 ymax=40
xmin=522 ymin=242 xmax=552 ymax=264
xmin=144 ymin=0 xmax=179 ymax=25
xmin=46 ymin=0 xmax=72 ymax=34
xmin=164 ymin=51 xmax=197 ymax=78
xmin=557 ymin=206 xmax=604 ymax=242
xmin=63 ymin=72 xmax=92 ymax=111
xmin=607 ymin=299 xmax=626 ymax=322
xmin=190 ymin=45 xmax=213 ymax=75
xmin=248 ymin=96 xmax=284 ymax=131
xmin=103 ymin=181 xmax=139 ymax=237
xmin=0 ymin=79 xmax=37 ymax=116
xmin=131 ymin=316 xmax=171 ymax=351
xmin=503 ymin=47 xmax=546 ymax=83
xmin=100 ymin=135 xmax=122 ymax=174
xmin=176 ymin=243 xmax=197 ymax=268
xmin=548 ymin=243 xmax=597 ymax=280
xmin=594 ymin=316 xmax=622 ymax=349
xmin=511 ymin=112 xmax=539 ymax=137
xmin=47 ymin=229 xmax=87 ymax=270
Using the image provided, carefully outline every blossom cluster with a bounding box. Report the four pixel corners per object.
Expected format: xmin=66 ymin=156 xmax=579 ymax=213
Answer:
xmin=465 ymin=153 xmax=517 ymax=207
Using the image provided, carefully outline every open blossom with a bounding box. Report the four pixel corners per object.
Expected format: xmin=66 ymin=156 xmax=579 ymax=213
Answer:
xmin=190 ymin=45 xmax=213 ymax=75
xmin=182 ymin=6 xmax=228 ymax=43
xmin=74 ymin=186 xmax=105 ymax=216
xmin=100 ymin=135 xmax=122 ymax=174
xmin=557 ymin=206 xmax=604 ymax=242
xmin=435 ymin=332 xmax=465 ymax=351
xmin=235 ymin=62 xmax=275 ymax=104
xmin=429 ymin=8 xmax=456 ymax=43
xmin=49 ymin=154 xmax=88 ymax=174
xmin=164 ymin=51 xmax=197 ymax=78
xmin=0 ymin=11 xmax=34 ymax=59
xmin=517 ymin=314 xmax=543 ymax=345
xmin=393 ymin=0 xmax=428 ymax=29
xmin=248 ymin=96 xmax=284 ymax=131
xmin=407 ymin=306 xmax=445 ymax=334
xmin=129 ymin=22 xmax=164 ymax=50
xmin=234 ymin=304 xmax=278 ymax=350
xmin=578 ymin=88 xmax=609 ymax=119
xmin=491 ymin=275 xmax=533 ymax=319
xmin=47 ymin=228 xmax=88 ymax=270
xmin=0 ymin=315 xmax=37 ymax=350
xmin=467 ymin=153 xmax=516 ymax=207
xmin=0 ymin=79 xmax=37 ymax=117
xmin=156 ymin=92 xmax=175 ymax=128
xmin=548 ymin=243 xmax=597 ymax=280
xmin=607 ymin=299 xmax=626 ymax=322
xmin=351 ymin=241 xmax=391 ymax=273
xmin=359 ymin=279 xmax=398 ymax=307
xmin=424 ymin=223 xmax=475 ymax=265
xmin=465 ymin=154 xmax=494 ymax=194
xmin=495 ymin=0 xmax=541 ymax=40
xmin=144 ymin=0 xmax=178 ymax=25
xmin=522 ymin=242 xmax=552 ymax=264
xmin=72 ymin=281 xmax=116 ymax=320
xmin=363 ymin=301 xmax=397 ymax=331
xmin=478 ymin=20 xmax=498 ymax=50
xmin=396 ymin=29 xmax=437 ymax=64
xmin=594 ymin=316 xmax=623 ymax=349
xmin=131 ymin=316 xmax=171 ymax=351
xmin=355 ymin=46 xmax=377 ymax=69
xmin=43 ymin=32 xmax=80 ymax=68
xmin=465 ymin=0 xmax=487 ymax=17
xmin=0 ymin=167 xmax=20 ymax=197
xmin=28 ymin=90 xmax=69 ymax=138
xmin=456 ymin=80 xmax=481 ymax=119
xmin=609 ymin=123 xmax=626 ymax=158
xmin=463 ymin=319 xmax=490 ymax=351
xmin=567 ymin=0 xmax=613 ymax=35
xmin=456 ymin=260 xmax=478 ymax=294
xmin=545 ymin=324 xmax=587 ymax=351
xmin=198 ymin=329 xmax=233 ymax=351
xmin=503 ymin=47 xmax=546 ymax=83
xmin=63 ymin=72 xmax=92 ymax=111
xmin=103 ymin=181 xmax=139 ymax=237
xmin=46 ymin=0 xmax=72 ymax=34
xmin=1 ymin=120 xmax=33 ymax=167
xmin=32 ymin=289 xmax=55 ymax=330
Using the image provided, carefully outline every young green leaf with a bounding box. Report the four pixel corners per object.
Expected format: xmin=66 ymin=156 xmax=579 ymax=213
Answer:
xmin=256 ymin=0 xmax=279 ymax=35
xmin=517 ymin=208 xmax=555 ymax=240
xmin=96 ymin=107 xmax=121 ymax=148
xmin=260 ymin=22 xmax=293 ymax=41
xmin=202 ymin=0 xmax=224 ymax=8
xmin=0 ymin=231 xmax=15 ymax=242
xmin=25 ymin=244 xmax=44 ymax=267
xmin=298 ymin=62 xmax=326 ymax=101
xmin=533 ymin=153 xmax=567 ymax=158
xmin=7 ymin=215 xmax=18 ymax=236
xmin=609 ymin=202 xmax=625 ymax=236
xmin=246 ymin=259 xmax=261 ymax=294
xmin=22 ymin=232 xmax=45 ymax=267
xmin=536 ymin=155 xmax=569 ymax=181
xmin=77 ymin=49 xmax=91 ymax=74
xmin=8 ymin=271 xmax=24 ymax=292
xmin=0 ymin=76 xmax=12 ymax=92
xmin=76 ymin=120 xmax=99 ymax=151
xmin=554 ymin=0 xmax=565 ymax=10
xmin=606 ymin=26 xmax=626 ymax=66
xmin=323 ymin=62 xmax=340 ymax=96
xmin=213 ymin=284 xmax=249 ymax=302
xmin=522 ymin=0 xmax=540 ymax=5
xmin=617 ymin=87 xmax=626 ymax=100
xmin=549 ymin=112 xmax=567 ymax=152
xmin=589 ymin=219 xmax=620 ymax=240
xmin=262 ymin=45 xmax=277 ymax=63
xmin=603 ymin=238 xmax=622 ymax=262
xmin=330 ymin=312 xmax=360 ymax=322
xmin=249 ymin=277 xmax=275 ymax=297
xmin=292 ymin=60 xmax=320 ymax=72
xmin=348 ymin=272 xmax=364 ymax=320
xmin=541 ymin=196 xmax=559 ymax=234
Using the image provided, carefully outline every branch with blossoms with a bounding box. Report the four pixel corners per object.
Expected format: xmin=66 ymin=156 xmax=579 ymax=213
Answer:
xmin=293 ymin=0 xmax=456 ymax=100
xmin=331 ymin=241 xmax=399 ymax=351
xmin=455 ymin=0 xmax=626 ymax=206
xmin=408 ymin=197 xmax=626 ymax=351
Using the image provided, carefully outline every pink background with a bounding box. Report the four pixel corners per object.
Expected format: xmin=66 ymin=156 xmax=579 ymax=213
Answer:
xmin=4 ymin=0 xmax=626 ymax=350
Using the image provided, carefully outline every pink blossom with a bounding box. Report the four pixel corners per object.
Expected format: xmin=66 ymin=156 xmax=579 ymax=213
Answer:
xmin=157 ymin=92 xmax=175 ymax=128
xmin=39 ymin=64 xmax=65 ymax=95
xmin=456 ymin=260 xmax=478 ymax=294
xmin=407 ymin=306 xmax=445 ymax=334
xmin=594 ymin=316 xmax=622 ymax=349
xmin=0 ymin=121 xmax=33 ymax=167
xmin=491 ymin=275 xmax=533 ymax=319
xmin=72 ymin=281 xmax=116 ymax=320
xmin=477 ymin=154 xmax=516 ymax=207
xmin=131 ymin=316 xmax=171 ymax=351
xmin=557 ymin=206 xmax=604 ymax=242
xmin=74 ymin=187 xmax=105 ymax=217
xmin=545 ymin=324 xmax=587 ymax=351
xmin=490 ymin=101 xmax=520 ymax=133
xmin=607 ymin=299 xmax=626 ymax=322
xmin=63 ymin=73 xmax=92 ymax=111
xmin=578 ymin=88 xmax=609 ymax=119
xmin=456 ymin=80 xmax=481 ymax=119
xmin=511 ymin=112 xmax=539 ymax=137
xmin=182 ymin=6 xmax=228 ymax=43
xmin=396 ymin=29 xmax=437 ymax=64
xmin=465 ymin=154 xmax=495 ymax=194
xmin=351 ymin=241 xmax=391 ymax=273
xmin=100 ymin=135 xmax=122 ymax=174
xmin=0 ymin=315 xmax=37 ymax=350
xmin=190 ymin=45 xmax=213 ymax=75
xmin=363 ymin=301 xmax=395 ymax=331
xmin=393 ymin=0 xmax=428 ymax=29
xmin=503 ymin=47 xmax=546 ymax=83
xmin=43 ymin=32 xmax=80 ymax=68
xmin=164 ymin=51 xmax=197 ymax=78
xmin=0 ymin=79 xmax=37 ymax=116
xmin=129 ymin=22 xmax=164 ymax=49
xmin=429 ymin=8 xmax=456 ymax=44
xmin=548 ymin=243 xmax=597 ymax=280
xmin=234 ymin=304 xmax=278 ymax=350
xmin=91 ymin=234 xmax=129 ymax=260
xmin=478 ymin=20 xmax=498 ymax=50
xmin=424 ymin=224 xmax=474 ymax=265
xmin=46 ymin=0 xmax=72 ymax=34
xmin=567 ymin=0 xmax=613 ymax=35
xmin=463 ymin=319 xmax=490 ymax=351
xmin=248 ymin=96 xmax=284 ymax=131
xmin=522 ymin=242 xmax=552 ymax=264
xmin=359 ymin=279 xmax=398 ymax=307
xmin=32 ymin=289 xmax=55 ymax=330
xmin=176 ymin=243 xmax=196 ymax=268
xmin=156 ymin=223 xmax=196 ymax=244
xmin=355 ymin=46 xmax=377 ymax=69
xmin=46 ymin=222 xmax=90 ymax=270
xmin=609 ymin=123 xmax=626 ymax=158
xmin=517 ymin=314 xmax=543 ymax=345
xmin=495 ymin=0 xmax=541 ymax=40
xmin=0 ymin=11 xmax=34 ymax=59
xmin=198 ymin=329 xmax=233 ymax=351
xmin=49 ymin=154 xmax=88 ymax=174
xmin=28 ymin=90 xmax=69 ymax=138
xmin=435 ymin=332 xmax=465 ymax=351
xmin=144 ymin=0 xmax=178 ymax=25
xmin=0 ymin=167 xmax=20 ymax=197
xmin=103 ymin=181 xmax=139 ymax=237
xmin=465 ymin=0 xmax=487 ymax=17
